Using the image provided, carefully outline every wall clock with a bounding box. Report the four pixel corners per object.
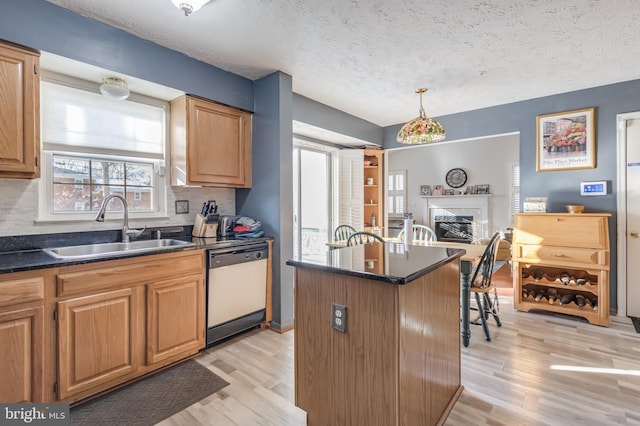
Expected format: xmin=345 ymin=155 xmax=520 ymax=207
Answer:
xmin=445 ymin=168 xmax=467 ymax=188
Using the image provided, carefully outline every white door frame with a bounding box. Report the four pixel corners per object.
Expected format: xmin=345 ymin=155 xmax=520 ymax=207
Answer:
xmin=616 ymin=111 xmax=640 ymax=317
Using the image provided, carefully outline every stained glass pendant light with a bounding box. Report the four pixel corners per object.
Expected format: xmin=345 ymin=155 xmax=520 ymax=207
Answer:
xmin=171 ymin=0 xmax=211 ymax=16
xmin=396 ymin=88 xmax=446 ymax=144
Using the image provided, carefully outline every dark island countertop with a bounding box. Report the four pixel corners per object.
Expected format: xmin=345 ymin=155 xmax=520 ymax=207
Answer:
xmin=0 ymin=235 xmax=272 ymax=274
xmin=286 ymin=241 xmax=465 ymax=285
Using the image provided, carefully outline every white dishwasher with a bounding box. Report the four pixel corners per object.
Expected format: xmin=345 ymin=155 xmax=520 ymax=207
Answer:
xmin=206 ymin=242 xmax=268 ymax=346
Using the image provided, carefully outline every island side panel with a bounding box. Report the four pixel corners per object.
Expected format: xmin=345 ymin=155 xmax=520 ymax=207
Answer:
xmin=398 ymin=260 xmax=462 ymax=425
xmin=294 ymin=268 xmax=399 ymax=426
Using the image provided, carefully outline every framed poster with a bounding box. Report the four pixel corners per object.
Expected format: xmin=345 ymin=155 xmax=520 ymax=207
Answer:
xmin=536 ymin=107 xmax=595 ymax=172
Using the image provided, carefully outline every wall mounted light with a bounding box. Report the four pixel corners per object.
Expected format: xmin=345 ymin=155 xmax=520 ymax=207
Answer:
xmin=99 ymin=77 xmax=130 ymax=101
xmin=171 ymin=0 xmax=211 ymax=16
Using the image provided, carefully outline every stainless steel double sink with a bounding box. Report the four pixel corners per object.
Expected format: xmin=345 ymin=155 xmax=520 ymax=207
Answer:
xmin=43 ymin=239 xmax=195 ymax=260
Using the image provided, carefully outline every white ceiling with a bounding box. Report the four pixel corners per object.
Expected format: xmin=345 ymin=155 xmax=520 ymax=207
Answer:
xmin=45 ymin=0 xmax=640 ymax=128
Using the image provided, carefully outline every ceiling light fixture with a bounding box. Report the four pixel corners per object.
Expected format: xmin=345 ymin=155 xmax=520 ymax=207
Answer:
xmin=99 ymin=77 xmax=130 ymax=101
xmin=396 ymin=88 xmax=446 ymax=144
xmin=171 ymin=0 xmax=211 ymax=16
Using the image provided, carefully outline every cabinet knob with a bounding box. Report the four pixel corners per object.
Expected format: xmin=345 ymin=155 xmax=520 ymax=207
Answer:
xmin=631 ymin=232 xmax=639 ymax=238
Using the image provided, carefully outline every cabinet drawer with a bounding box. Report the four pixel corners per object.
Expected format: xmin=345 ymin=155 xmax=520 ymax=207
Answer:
xmin=515 ymin=245 xmax=608 ymax=267
xmin=56 ymin=250 xmax=204 ymax=297
xmin=514 ymin=214 xmax=608 ymax=249
xmin=0 ymin=275 xmax=44 ymax=308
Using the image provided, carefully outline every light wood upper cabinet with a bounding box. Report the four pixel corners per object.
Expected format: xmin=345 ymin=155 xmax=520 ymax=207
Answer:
xmin=170 ymin=95 xmax=252 ymax=188
xmin=0 ymin=40 xmax=40 ymax=179
xmin=0 ymin=271 xmax=45 ymax=403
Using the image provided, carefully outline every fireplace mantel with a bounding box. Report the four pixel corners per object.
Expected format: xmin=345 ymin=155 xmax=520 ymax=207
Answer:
xmin=420 ymin=195 xmax=491 ymax=241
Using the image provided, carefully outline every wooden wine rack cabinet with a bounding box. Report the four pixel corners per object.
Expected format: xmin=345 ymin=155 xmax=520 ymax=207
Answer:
xmin=512 ymin=213 xmax=611 ymax=326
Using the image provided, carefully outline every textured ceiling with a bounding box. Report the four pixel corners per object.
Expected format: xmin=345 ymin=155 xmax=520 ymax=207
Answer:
xmin=46 ymin=0 xmax=640 ymax=127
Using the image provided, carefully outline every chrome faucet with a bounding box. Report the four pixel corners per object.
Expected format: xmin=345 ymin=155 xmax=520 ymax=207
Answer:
xmin=94 ymin=194 xmax=145 ymax=243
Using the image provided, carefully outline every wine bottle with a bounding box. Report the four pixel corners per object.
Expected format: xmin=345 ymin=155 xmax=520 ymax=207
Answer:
xmin=532 ymin=269 xmax=544 ymax=282
xmin=534 ymin=289 xmax=546 ymax=302
xmin=559 ymin=272 xmax=571 ymax=285
xmin=587 ymin=295 xmax=598 ymax=311
xmin=575 ymin=272 xmax=590 ymax=285
xmin=575 ymin=294 xmax=586 ymax=309
xmin=522 ymin=288 xmax=529 ymax=299
xmin=546 ymin=288 xmax=559 ymax=304
xmin=559 ymin=294 xmax=573 ymax=305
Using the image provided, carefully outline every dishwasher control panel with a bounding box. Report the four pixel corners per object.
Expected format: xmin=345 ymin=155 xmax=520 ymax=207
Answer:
xmin=208 ymin=244 xmax=268 ymax=268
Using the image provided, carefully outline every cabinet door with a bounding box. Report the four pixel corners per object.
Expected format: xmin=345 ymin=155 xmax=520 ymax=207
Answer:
xmin=0 ymin=306 xmax=44 ymax=402
xmin=57 ymin=287 xmax=140 ymax=400
xmin=0 ymin=41 xmax=39 ymax=178
xmin=187 ymin=97 xmax=252 ymax=187
xmin=146 ymin=274 xmax=205 ymax=365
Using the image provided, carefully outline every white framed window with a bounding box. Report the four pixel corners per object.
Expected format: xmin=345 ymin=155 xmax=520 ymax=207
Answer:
xmin=38 ymin=76 xmax=168 ymax=222
xmin=388 ymin=169 xmax=406 ymax=217
xmin=512 ymin=162 xmax=520 ymax=220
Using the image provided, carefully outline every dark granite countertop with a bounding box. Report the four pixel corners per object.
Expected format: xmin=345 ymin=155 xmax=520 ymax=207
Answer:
xmin=286 ymin=241 xmax=464 ymax=285
xmin=0 ymin=228 xmax=272 ymax=274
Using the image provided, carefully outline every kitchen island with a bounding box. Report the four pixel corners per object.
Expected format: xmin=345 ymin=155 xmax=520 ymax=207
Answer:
xmin=286 ymin=242 xmax=464 ymax=425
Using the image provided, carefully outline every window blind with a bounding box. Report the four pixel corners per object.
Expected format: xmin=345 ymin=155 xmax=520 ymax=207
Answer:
xmin=41 ymin=81 xmax=165 ymax=158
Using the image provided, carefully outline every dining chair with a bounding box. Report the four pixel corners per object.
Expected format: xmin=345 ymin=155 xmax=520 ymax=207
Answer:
xmin=346 ymin=231 xmax=385 ymax=246
xmin=469 ymin=231 xmax=502 ymax=341
xmin=334 ymin=224 xmax=357 ymax=242
xmin=397 ymin=224 xmax=437 ymax=241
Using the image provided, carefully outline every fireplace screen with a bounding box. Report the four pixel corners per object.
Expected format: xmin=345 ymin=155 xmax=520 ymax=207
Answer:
xmin=434 ymin=215 xmax=473 ymax=243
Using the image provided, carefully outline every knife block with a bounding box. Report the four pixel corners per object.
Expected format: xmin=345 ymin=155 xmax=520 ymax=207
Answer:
xmin=192 ymin=214 xmax=218 ymax=237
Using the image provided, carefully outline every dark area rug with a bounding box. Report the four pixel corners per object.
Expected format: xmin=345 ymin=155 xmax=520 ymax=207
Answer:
xmin=71 ymin=360 xmax=229 ymax=425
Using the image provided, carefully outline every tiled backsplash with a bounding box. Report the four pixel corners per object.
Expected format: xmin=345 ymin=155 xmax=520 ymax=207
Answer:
xmin=0 ymin=178 xmax=235 ymax=237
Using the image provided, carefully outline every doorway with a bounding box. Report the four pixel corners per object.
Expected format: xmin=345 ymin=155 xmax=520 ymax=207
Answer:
xmin=293 ymin=143 xmax=333 ymax=262
xmin=617 ymin=112 xmax=640 ymax=332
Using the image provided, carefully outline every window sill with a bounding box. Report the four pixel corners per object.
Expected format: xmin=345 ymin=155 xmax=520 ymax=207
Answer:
xmin=34 ymin=215 xmax=172 ymax=225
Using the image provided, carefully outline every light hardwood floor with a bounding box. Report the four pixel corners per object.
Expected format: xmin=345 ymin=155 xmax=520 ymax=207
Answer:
xmin=160 ymin=298 xmax=640 ymax=426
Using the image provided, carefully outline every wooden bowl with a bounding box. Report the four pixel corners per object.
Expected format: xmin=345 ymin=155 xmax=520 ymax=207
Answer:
xmin=565 ymin=204 xmax=585 ymax=214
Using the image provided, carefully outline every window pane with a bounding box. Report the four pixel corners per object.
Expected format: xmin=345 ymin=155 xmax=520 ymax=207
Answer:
xmin=53 ymin=157 xmax=90 ymax=183
xmin=52 ymin=183 xmax=91 ymax=212
xmin=99 ymin=161 xmax=126 ymax=186
xmin=126 ymin=163 xmax=153 ymax=186
xmin=127 ymin=188 xmax=152 ymax=210
xmin=396 ymin=174 xmax=404 ymax=191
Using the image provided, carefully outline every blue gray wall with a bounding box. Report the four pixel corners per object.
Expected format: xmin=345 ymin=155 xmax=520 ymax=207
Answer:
xmin=385 ymin=81 xmax=640 ymax=311
xmin=293 ymin=93 xmax=383 ymax=144
xmin=3 ymin=0 xmax=636 ymax=316
xmin=237 ymin=72 xmax=294 ymax=330
xmin=0 ymin=0 xmax=253 ymax=111
xmin=0 ymin=0 xmax=295 ymax=326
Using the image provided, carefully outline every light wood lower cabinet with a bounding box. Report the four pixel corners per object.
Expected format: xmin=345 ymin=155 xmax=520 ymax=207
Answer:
xmin=146 ymin=274 xmax=205 ymax=365
xmin=57 ymin=287 xmax=141 ymax=400
xmin=0 ymin=306 xmax=44 ymax=402
xmin=0 ymin=271 xmax=45 ymax=402
xmin=513 ymin=213 xmax=610 ymax=326
xmin=54 ymin=250 xmax=205 ymax=402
